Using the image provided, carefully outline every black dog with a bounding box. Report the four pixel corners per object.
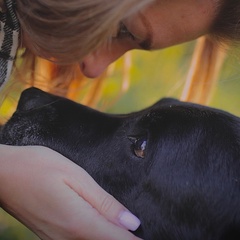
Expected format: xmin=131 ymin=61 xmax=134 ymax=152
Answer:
xmin=1 ymin=87 xmax=240 ymax=240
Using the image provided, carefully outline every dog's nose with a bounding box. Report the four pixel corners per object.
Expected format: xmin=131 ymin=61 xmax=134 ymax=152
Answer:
xmin=17 ymin=87 xmax=52 ymax=111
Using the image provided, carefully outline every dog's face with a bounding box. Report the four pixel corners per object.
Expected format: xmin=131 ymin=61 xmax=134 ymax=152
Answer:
xmin=1 ymin=87 xmax=240 ymax=240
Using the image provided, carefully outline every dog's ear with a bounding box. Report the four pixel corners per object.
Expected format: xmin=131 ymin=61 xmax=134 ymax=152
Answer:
xmin=151 ymin=97 xmax=180 ymax=109
xmin=17 ymin=87 xmax=57 ymax=111
xmin=156 ymin=97 xmax=180 ymax=105
xmin=221 ymin=227 xmax=240 ymax=240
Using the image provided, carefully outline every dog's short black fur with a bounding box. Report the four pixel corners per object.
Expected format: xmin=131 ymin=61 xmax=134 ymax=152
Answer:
xmin=1 ymin=87 xmax=240 ymax=240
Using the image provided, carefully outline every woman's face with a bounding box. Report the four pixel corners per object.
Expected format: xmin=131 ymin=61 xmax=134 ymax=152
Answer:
xmin=80 ymin=0 xmax=219 ymax=78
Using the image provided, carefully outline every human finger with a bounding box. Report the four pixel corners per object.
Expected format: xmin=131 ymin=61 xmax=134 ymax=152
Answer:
xmin=64 ymin=163 xmax=141 ymax=231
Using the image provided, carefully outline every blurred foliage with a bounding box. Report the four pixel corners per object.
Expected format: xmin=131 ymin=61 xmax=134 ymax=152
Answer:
xmin=0 ymin=209 xmax=39 ymax=239
xmin=92 ymin=41 xmax=193 ymax=113
xmin=211 ymin=45 xmax=240 ymax=116
xmin=1 ymin=39 xmax=240 ymax=238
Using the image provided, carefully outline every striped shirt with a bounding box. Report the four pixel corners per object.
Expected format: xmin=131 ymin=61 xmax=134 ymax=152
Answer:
xmin=0 ymin=0 xmax=20 ymax=89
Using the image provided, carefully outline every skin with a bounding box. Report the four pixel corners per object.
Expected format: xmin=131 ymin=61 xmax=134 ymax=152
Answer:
xmin=0 ymin=0 xmax=221 ymax=239
xmin=81 ymin=0 xmax=219 ymax=78
xmin=0 ymin=145 xmax=142 ymax=240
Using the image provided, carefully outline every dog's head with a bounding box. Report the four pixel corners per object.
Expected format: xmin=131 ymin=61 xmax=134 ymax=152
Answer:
xmin=1 ymin=87 xmax=240 ymax=240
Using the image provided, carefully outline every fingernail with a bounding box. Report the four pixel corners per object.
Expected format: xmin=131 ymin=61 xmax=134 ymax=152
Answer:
xmin=118 ymin=211 xmax=141 ymax=231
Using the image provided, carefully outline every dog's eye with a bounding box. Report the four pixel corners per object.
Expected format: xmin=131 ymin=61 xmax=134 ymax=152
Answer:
xmin=128 ymin=135 xmax=147 ymax=159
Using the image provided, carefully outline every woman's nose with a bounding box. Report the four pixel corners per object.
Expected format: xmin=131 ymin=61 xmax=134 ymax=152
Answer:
xmin=80 ymin=41 xmax=132 ymax=78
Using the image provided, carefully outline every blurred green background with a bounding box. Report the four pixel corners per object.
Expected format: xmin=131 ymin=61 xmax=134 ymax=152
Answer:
xmin=1 ymin=39 xmax=240 ymax=239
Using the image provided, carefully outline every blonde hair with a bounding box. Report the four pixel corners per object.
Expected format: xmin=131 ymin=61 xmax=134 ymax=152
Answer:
xmin=2 ymin=0 xmax=152 ymax=101
xmin=16 ymin=0 xmax=152 ymax=63
xmin=2 ymin=0 xmax=240 ymax=108
xmin=181 ymin=0 xmax=240 ymax=105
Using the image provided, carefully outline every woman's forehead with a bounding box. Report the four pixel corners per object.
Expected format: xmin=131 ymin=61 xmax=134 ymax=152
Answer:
xmin=125 ymin=0 xmax=220 ymax=50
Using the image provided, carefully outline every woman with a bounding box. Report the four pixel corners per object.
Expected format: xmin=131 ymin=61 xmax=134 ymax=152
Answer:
xmin=0 ymin=0 xmax=238 ymax=239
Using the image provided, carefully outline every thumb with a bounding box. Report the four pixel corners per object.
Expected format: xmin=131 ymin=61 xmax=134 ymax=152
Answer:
xmin=67 ymin=165 xmax=141 ymax=232
xmin=90 ymin=187 xmax=141 ymax=231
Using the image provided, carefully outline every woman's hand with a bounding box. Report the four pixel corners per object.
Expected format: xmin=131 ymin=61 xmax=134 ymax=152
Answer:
xmin=0 ymin=145 xmax=142 ymax=240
